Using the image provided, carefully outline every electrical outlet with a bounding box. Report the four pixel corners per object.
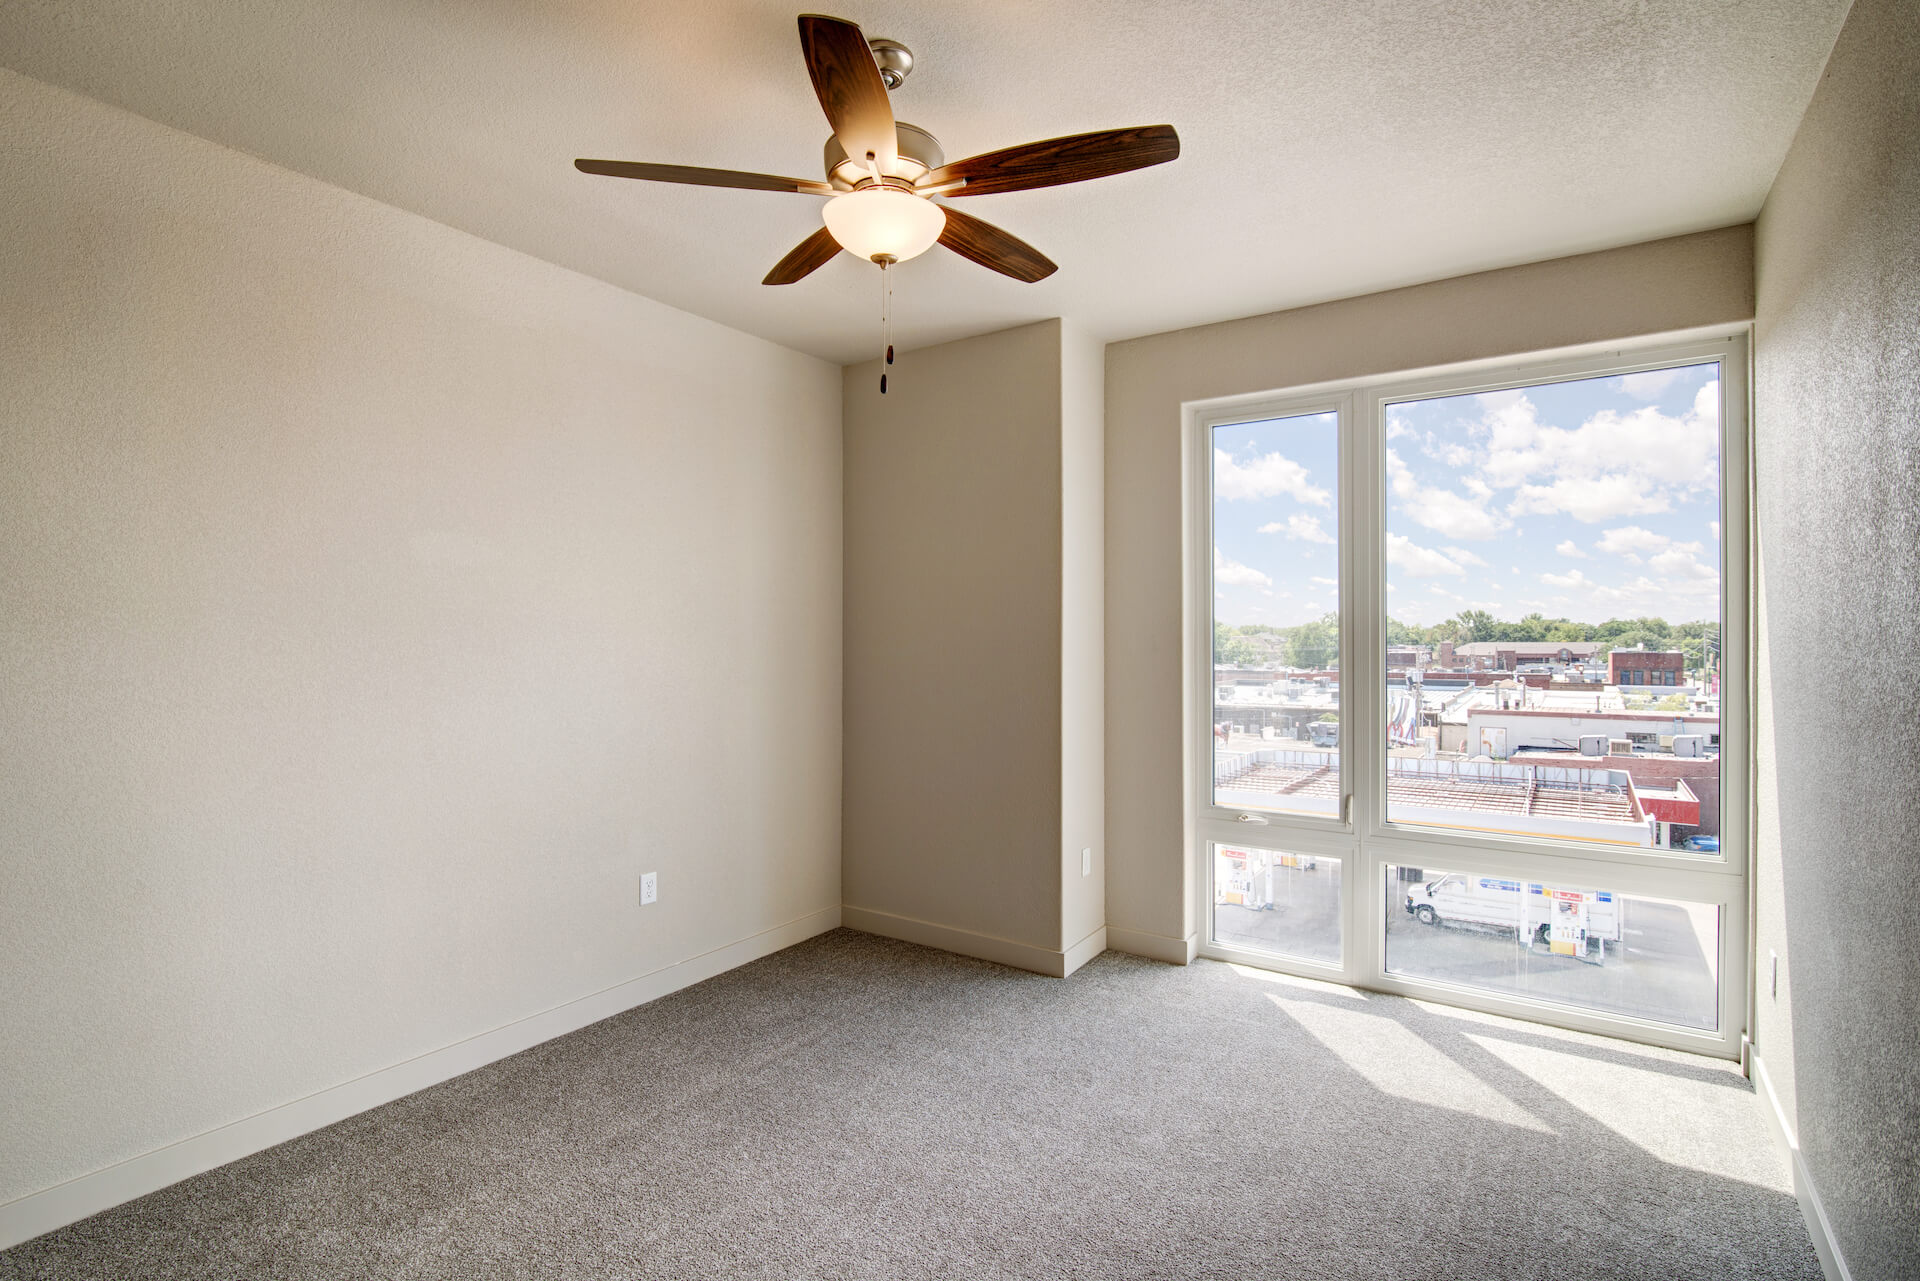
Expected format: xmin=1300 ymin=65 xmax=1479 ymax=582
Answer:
xmin=1081 ymin=847 xmax=1092 ymax=877
xmin=640 ymin=872 xmax=657 ymax=906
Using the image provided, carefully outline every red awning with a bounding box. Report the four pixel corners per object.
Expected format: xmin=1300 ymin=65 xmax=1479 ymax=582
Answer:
xmin=1637 ymin=776 xmax=1700 ymax=825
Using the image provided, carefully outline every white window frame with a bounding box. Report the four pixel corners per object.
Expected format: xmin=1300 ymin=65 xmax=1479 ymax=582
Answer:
xmin=1185 ymin=328 xmax=1751 ymax=1059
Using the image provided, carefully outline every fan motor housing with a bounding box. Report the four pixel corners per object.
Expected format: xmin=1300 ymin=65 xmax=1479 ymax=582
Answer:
xmin=825 ymin=123 xmax=945 ymax=190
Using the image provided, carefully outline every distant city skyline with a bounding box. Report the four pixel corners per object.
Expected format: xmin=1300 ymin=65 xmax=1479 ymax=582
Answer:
xmin=1213 ymin=363 xmax=1723 ymax=629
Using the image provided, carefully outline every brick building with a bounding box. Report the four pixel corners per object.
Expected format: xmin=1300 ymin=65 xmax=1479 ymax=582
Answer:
xmin=1438 ymin=640 xmax=1601 ymax=672
xmin=1609 ymin=648 xmax=1686 ymax=687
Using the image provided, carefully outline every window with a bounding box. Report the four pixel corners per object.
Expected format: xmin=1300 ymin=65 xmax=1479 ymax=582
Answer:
xmin=1191 ymin=334 xmax=1748 ymax=1057
xmin=1208 ymin=409 xmax=1341 ymax=820
xmin=1387 ymin=865 xmax=1720 ymax=1030
xmin=1212 ymin=844 xmax=1341 ymax=964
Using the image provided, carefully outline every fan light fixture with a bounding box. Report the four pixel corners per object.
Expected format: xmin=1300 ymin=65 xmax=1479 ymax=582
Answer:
xmin=822 ymin=186 xmax=946 ymax=263
xmin=573 ymin=13 xmax=1181 ymax=394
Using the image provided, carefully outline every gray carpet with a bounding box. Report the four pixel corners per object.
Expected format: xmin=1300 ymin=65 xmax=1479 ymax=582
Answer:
xmin=1 ymin=929 xmax=1822 ymax=1279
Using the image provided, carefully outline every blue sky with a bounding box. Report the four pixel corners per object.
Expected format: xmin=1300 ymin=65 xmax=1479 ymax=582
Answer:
xmin=1213 ymin=363 xmax=1722 ymax=629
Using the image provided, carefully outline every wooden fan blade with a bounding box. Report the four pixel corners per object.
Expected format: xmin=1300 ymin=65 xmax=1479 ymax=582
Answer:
xmin=763 ymin=226 xmax=843 ymax=285
xmin=921 ymin=125 xmax=1179 ymax=197
xmin=798 ymin=14 xmax=897 ymax=172
xmin=937 ymin=206 xmax=1057 ymax=283
xmin=575 ymin=159 xmax=833 ymax=195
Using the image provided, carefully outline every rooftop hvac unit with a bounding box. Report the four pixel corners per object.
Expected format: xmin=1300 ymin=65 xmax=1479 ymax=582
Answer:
xmin=1673 ymin=734 xmax=1705 ymax=758
xmin=1578 ymin=735 xmax=1608 ymax=757
xmin=1608 ymin=738 xmax=1634 ymax=755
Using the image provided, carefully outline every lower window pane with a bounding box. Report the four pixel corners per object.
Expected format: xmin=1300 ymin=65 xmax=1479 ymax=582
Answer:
xmin=1385 ymin=865 xmax=1719 ymax=1030
xmin=1211 ymin=844 xmax=1341 ymax=964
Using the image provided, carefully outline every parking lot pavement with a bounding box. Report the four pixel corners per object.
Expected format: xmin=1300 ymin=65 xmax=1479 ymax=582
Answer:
xmin=1209 ymin=868 xmax=1719 ymax=1030
xmin=1384 ymin=882 xmax=1718 ymax=1029
xmin=1211 ymin=863 xmax=1342 ymax=964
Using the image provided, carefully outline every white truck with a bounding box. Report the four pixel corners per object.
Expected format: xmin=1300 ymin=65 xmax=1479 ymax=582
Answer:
xmin=1403 ymin=872 xmax=1621 ymax=963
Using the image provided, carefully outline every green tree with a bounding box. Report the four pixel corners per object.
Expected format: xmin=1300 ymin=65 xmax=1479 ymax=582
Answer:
xmin=1509 ymin=612 xmax=1549 ymax=643
xmin=1285 ymin=614 xmax=1339 ymax=669
xmin=1454 ymin=609 xmax=1496 ymax=644
xmin=1214 ymin=620 xmax=1259 ymax=667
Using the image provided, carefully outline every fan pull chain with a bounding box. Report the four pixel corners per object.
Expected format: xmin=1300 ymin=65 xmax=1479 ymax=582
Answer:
xmin=878 ymin=255 xmax=896 ymax=395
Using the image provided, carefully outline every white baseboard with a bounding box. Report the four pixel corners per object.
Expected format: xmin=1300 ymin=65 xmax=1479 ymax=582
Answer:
xmin=1104 ymin=924 xmax=1198 ymax=965
xmin=842 ymin=905 xmax=1095 ymax=977
xmin=1062 ymin=925 xmax=1108 ymax=977
xmin=1752 ymin=1050 xmax=1851 ymax=1281
xmin=0 ymin=904 xmax=841 ymax=1253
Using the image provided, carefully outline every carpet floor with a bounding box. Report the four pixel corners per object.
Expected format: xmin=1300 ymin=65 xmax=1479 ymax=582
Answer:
xmin=1 ymin=929 xmax=1822 ymax=1280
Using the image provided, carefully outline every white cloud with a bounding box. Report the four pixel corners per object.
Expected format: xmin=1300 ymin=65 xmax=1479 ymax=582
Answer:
xmin=1388 ymin=449 xmax=1508 ymax=540
xmin=1444 ymin=546 xmax=1490 ymax=568
xmin=1214 ymin=448 xmax=1331 ymax=506
xmin=1258 ymin=513 xmax=1335 ymax=543
xmin=1421 ymin=432 xmax=1476 ymax=468
xmin=1537 ymin=553 xmax=1719 ymax=616
xmin=1595 ymin=525 xmax=1674 ymax=561
xmin=1710 ymin=520 xmax=1721 ymax=540
xmin=1213 ymin=546 xmax=1272 ymax=588
xmin=1510 ymin=473 xmax=1672 ymax=523
xmin=1387 ymin=533 xmax=1467 ymax=578
xmin=1479 ymin=383 xmax=1720 ymax=523
xmin=1555 ymin=540 xmax=1588 ymax=559
xmin=1648 ymin=546 xmax=1717 ymax=581
xmin=1310 ymin=576 xmax=1338 ymax=588
xmin=1609 ymin=368 xmax=1684 ymax=401
xmin=1387 ymin=415 xmax=1412 ymax=441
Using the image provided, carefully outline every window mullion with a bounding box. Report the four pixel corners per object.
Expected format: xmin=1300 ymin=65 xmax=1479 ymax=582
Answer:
xmin=1347 ymin=386 xmax=1388 ymax=987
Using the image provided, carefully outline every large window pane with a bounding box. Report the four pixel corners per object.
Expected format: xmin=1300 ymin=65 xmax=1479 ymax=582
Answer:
xmin=1381 ymin=364 xmax=1722 ymax=852
xmin=1385 ymin=865 xmax=1719 ymax=1030
xmin=1211 ymin=411 xmax=1340 ymax=816
xmin=1212 ymin=844 xmax=1341 ymax=964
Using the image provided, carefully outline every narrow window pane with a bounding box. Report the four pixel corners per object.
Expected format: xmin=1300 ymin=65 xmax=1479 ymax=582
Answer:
xmin=1382 ymin=364 xmax=1722 ymax=854
xmin=1211 ymin=411 xmax=1339 ymax=816
xmin=1212 ymin=844 xmax=1341 ymax=964
xmin=1385 ymin=865 xmax=1719 ymax=1030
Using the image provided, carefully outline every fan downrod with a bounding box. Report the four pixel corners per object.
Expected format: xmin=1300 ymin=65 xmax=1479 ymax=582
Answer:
xmin=867 ymin=38 xmax=913 ymax=89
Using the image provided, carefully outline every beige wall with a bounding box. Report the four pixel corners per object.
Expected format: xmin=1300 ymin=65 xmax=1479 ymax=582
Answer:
xmin=842 ymin=322 xmax=1064 ymax=960
xmin=0 ymin=70 xmax=843 ymax=1218
xmin=842 ymin=319 xmax=1104 ymax=974
xmin=1059 ymin=322 xmax=1106 ymax=957
xmin=1752 ymin=0 xmax=1920 ymax=1273
xmin=1103 ymin=226 xmax=1756 ymax=953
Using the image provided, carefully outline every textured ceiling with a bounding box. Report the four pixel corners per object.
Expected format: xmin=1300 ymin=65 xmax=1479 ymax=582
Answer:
xmin=0 ymin=0 xmax=1850 ymax=364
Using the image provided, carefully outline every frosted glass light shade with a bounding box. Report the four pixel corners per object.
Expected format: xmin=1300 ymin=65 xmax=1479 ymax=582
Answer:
xmin=822 ymin=187 xmax=946 ymax=263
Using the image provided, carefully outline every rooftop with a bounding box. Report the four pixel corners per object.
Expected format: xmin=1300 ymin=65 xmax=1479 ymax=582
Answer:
xmin=1215 ymin=751 xmax=1645 ymax=828
xmin=1450 ymin=642 xmax=1603 ymax=657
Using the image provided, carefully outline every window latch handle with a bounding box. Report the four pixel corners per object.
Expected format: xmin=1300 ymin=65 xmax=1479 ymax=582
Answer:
xmin=1235 ymin=812 xmax=1268 ymax=825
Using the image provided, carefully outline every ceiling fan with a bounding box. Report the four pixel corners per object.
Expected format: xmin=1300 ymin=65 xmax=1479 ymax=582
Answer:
xmin=573 ymin=13 xmax=1180 ymax=294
